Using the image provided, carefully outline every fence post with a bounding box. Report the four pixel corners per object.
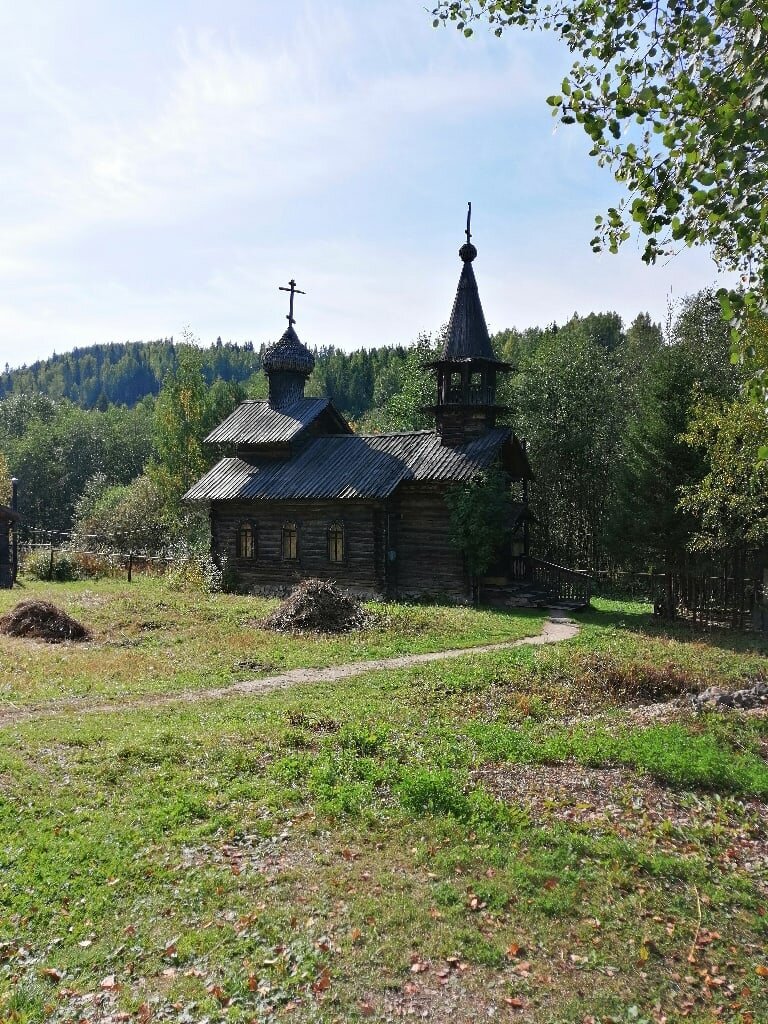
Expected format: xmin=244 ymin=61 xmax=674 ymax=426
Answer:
xmin=127 ymin=551 xmax=133 ymax=583
xmin=48 ymin=541 xmax=54 ymax=581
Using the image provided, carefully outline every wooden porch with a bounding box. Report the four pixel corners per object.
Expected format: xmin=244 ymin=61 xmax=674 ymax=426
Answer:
xmin=483 ymin=555 xmax=593 ymax=610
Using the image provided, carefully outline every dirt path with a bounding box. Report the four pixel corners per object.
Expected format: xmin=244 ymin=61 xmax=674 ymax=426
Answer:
xmin=0 ymin=611 xmax=579 ymax=729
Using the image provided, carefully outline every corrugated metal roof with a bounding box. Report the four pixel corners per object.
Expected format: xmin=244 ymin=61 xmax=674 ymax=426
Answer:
xmin=185 ymin=428 xmax=513 ymax=502
xmin=204 ymin=398 xmax=332 ymax=445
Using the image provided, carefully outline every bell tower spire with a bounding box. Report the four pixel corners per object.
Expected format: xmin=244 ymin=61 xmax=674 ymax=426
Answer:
xmin=426 ymin=205 xmax=511 ymax=446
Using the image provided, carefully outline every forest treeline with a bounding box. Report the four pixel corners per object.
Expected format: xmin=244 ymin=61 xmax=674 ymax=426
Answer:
xmin=0 ymin=334 xmax=423 ymax=423
xmin=1 ymin=291 xmax=766 ymax=589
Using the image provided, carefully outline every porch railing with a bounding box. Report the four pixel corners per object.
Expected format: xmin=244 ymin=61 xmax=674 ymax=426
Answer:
xmin=510 ymin=555 xmax=592 ymax=605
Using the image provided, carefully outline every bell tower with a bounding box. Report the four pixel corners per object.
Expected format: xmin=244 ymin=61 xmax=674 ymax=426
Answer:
xmin=427 ymin=204 xmax=511 ymax=446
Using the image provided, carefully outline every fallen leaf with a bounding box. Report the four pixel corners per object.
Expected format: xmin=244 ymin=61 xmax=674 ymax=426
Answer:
xmin=206 ymin=983 xmax=230 ymax=1005
xmin=42 ymin=967 xmax=63 ymax=983
xmin=756 ymin=965 xmax=768 ymax=978
xmin=100 ymin=974 xmax=118 ymax=990
xmin=505 ymin=996 xmax=525 ymax=1009
xmin=506 ymin=943 xmax=525 ymax=959
xmin=312 ymin=967 xmax=331 ymax=994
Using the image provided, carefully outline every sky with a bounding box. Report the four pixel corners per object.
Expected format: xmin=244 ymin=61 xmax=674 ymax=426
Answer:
xmin=0 ymin=0 xmax=724 ymax=369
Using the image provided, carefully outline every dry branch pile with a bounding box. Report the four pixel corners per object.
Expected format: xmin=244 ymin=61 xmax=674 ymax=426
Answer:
xmin=262 ymin=579 xmax=368 ymax=634
xmin=0 ymin=599 xmax=90 ymax=643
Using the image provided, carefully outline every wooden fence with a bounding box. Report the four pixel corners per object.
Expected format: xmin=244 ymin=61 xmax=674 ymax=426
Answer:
xmin=595 ymin=569 xmax=766 ymax=631
xmin=18 ymin=526 xmax=173 ymax=582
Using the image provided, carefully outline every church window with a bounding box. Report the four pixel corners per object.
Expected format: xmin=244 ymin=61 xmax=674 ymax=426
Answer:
xmin=236 ymin=521 xmax=256 ymax=559
xmin=282 ymin=522 xmax=298 ymax=560
xmin=469 ymin=371 xmax=483 ymax=403
xmin=449 ymin=372 xmax=463 ymax=402
xmin=327 ymin=521 xmax=344 ymax=563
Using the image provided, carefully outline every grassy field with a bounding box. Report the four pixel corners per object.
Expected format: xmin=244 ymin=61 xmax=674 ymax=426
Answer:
xmin=0 ymin=580 xmax=767 ymax=1023
xmin=0 ymin=578 xmax=545 ymax=707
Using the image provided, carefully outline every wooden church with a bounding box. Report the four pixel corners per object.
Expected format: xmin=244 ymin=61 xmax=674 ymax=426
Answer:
xmin=186 ymin=215 xmax=534 ymax=601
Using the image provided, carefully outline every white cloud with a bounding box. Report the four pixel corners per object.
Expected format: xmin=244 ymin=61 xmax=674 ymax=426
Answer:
xmin=0 ymin=1 xmax=723 ymax=365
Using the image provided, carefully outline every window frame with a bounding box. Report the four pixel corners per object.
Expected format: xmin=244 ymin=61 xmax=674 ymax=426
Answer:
xmin=327 ymin=520 xmax=345 ymax=564
xmin=281 ymin=521 xmax=299 ymax=561
xmin=236 ymin=520 xmax=257 ymax=560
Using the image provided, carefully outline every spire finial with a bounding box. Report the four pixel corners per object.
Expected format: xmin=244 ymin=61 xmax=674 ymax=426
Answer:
xmin=459 ymin=202 xmax=477 ymax=262
xmin=278 ymin=278 xmax=306 ymax=326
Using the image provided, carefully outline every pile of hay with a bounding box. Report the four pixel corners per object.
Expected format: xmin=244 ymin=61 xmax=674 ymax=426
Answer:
xmin=262 ymin=579 xmax=368 ymax=634
xmin=0 ymin=599 xmax=90 ymax=643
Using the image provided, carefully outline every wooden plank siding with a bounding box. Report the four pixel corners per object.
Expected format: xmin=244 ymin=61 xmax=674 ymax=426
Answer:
xmin=211 ymin=499 xmax=388 ymax=597
xmin=391 ymin=483 xmax=469 ymax=602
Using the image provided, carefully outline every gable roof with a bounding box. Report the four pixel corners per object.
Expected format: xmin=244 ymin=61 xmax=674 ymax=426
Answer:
xmin=186 ymin=427 xmax=529 ymax=503
xmin=204 ymin=397 xmax=350 ymax=446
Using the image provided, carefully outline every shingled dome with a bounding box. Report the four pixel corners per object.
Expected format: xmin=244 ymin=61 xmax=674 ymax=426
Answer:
xmin=263 ymin=325 xmax=315 ymax=376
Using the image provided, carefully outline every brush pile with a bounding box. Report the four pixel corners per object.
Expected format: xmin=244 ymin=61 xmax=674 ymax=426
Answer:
xmin=0 ymin=599 xmax=90 ymax=643
xmin=262 ymin=578 xmax=368 ymax=634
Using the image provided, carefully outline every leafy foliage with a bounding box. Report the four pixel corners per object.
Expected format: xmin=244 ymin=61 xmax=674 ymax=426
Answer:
xmin=447 ymin=468 xmax=514 ymax=586
xmin=511 ymin=321 xmax=623 ymax=568
xmin=0 ymin=398 xmax=155 ymax=530
xmin=680 ymin=394 xmax=768 ymax=559
xmin=0 ymin=451 xmax=11 ymax=506
xmin=73 ymin=474 xmax=169 ymax=554
xmin=432 ymin=0 xmax=768 ymax=382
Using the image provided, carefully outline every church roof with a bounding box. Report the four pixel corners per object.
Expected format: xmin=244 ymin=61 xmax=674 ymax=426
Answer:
xmin=440 ymin=255 xmax=498 ymax=362
xmin=204 ymin=397 xmax=349 ymax=445
xmin=262 ymin=325 xmax=315 ymax=375
xmin=185 ymin=427 xmax=530 ymax=503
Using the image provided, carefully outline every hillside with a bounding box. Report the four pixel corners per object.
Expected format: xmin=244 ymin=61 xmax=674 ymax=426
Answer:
xmin=0 ymin=337 xmax=426 ymax=422
xmin=0 ymin=339 xmax=260 ymax=410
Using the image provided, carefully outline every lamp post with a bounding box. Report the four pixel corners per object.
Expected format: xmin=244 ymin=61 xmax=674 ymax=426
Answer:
xmin=11 ymin=478 xmax=18 ymax=584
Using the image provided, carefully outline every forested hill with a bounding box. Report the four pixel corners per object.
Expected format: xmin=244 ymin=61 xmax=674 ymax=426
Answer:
xmin=1 ymin=339 xmax=259 ymax=410
xmin=1 ymin=336 xmax=427 ymax=420
xmin=2 ymin=311 xmax=633 ymax=418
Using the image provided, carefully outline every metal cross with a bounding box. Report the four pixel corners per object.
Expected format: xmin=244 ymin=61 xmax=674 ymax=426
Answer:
xmin=279 ymin=278 xmax=305 ymax=326
xmin=465 ymin=201 xmax=472 ymax=245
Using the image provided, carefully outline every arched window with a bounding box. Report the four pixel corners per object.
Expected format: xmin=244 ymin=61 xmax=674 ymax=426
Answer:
xmin=327 ymin=521 xmax=344 ymax=563
xmin=449 ymin=371 xmax=463 ymax=403
xmin=236 ymin=521 xmax=256 ymax=559
xmin=281 ymin=522 xmax=298 ymax=560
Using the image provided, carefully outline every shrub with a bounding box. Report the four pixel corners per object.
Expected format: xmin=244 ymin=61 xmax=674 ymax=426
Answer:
xmin=166 ymin=552 xmax=228 ymax=594
xmin=23 ymin=548 xmax=80 ymax=582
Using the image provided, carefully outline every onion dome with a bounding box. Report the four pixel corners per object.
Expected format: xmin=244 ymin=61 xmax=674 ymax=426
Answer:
xmin=262 ymin=325 xmax=315 ymax=377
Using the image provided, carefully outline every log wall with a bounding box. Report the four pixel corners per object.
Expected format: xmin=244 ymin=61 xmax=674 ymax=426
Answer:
xmin=211 ymin=499 xmax=387 ymax=597
xmin=392 ymin=484 xmax=468 ymax=602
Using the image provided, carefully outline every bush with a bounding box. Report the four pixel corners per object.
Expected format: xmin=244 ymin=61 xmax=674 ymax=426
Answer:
xmin=22 ymin=547 xmax=127 ymax=582
xmin=166 ymin=552 xmax=228 ymax=594
xmin=73 ymin=473 xmax=170 ymax=554
xmin=23 ymin=548 xmax=80 ymax=582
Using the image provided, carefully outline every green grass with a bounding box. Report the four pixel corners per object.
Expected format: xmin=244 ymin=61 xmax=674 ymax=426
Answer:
xmin=1 ymin=583 xmax=767 ymax=1022
xmin=0 ymin=576 xmax=545 ymax=706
